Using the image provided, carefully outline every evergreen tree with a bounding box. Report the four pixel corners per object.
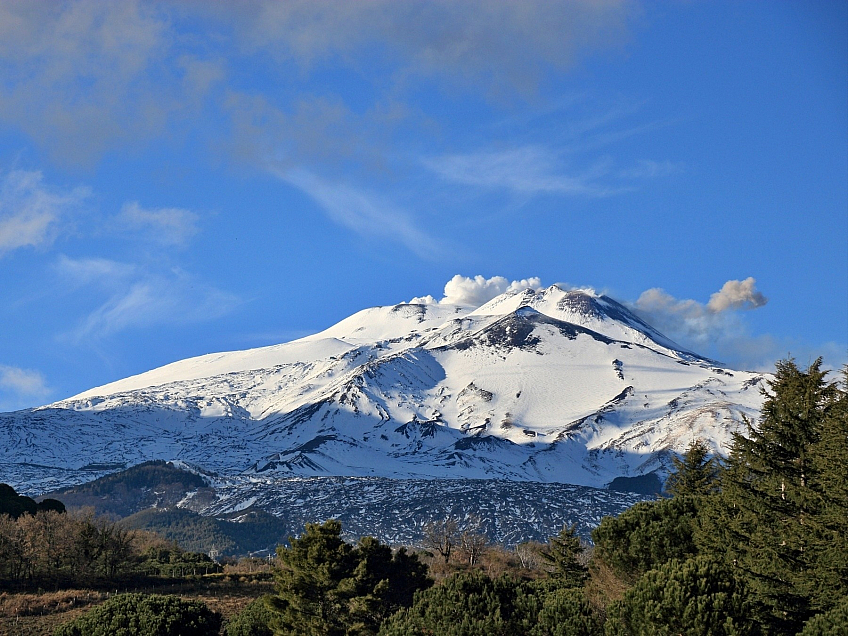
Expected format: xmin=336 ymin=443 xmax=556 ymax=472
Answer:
xmin=530 ymin=584 xmax=601 ymax=636
xmin=698 ymin=358 xmax=840 ymax=633
xmin=665 ymin=440 xmax=720 ymax=497
xmin=378 ymin=572 xmax=531 ymax=636
xmin=270 ymin=520 xmax=358 ymax=635
xmin=269 ymin=520 xmax=430 ymax=636
xmin=591 ymin=496 xmax=698 ymax=583
xmin=540 ymin=524 xmax=587 ymax=587
xmin=343 ymin=536 xmax=431 ymax=634
xmin=605 ymin=557 xmax=758 ymax=636
xmin=807 ymin=367 xmax=848 ymax=612
xmin=378 ymin=572 xmax=601 ymax=636
xmin=798 ymin=594 xmax=848 ymax=636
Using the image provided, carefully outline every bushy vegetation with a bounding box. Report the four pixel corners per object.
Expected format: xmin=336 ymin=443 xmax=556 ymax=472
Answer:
xmin=53 ymin=593 xmax=221 ymax=636
xmin=223 ymin=596 xmax=276 ymax=636
xmin=604 ymin=557 xmax=757 ymax=636
xmin=268 ymin=520 xmax=431 ymax=635
xmin=378 ymin=572 xmax=600 ymax=636
xmin=0 ymin=506 xmax=220 ymax=586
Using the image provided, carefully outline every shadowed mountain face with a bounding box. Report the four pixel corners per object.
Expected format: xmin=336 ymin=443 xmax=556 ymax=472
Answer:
xmin=0 ymin=286 xmax=766 ymax=495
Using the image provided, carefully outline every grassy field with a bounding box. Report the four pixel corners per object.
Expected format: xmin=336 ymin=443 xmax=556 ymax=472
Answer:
xmin=0 ymin=576 xmax=274 ymax=636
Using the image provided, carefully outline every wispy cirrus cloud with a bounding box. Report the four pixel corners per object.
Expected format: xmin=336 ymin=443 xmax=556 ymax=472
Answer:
xmin=55 ymin=255 xmax=241 ymax=341
xmin=0 ymin=364 xmax=50 ymax=411
xmin=0 ymin=169 xmax=89 ymax=256
xmin=225 ymin=0 xmax=638 ymax=94
xmin=113 ymin=201 xmax=200 ymax=246
xmin=0 ymin=1 xmax=225 ymax=166
xmin=278 ymin=168 xmax=440 ymax=258
xmin=423 ymin=146 xmax=616 ymax=196
xmin=0 ymin=1 xmax=638 ymax=167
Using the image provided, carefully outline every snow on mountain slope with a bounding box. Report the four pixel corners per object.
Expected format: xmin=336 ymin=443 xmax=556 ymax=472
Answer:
xmin=0 ymin=285 xmax=767 ymax=492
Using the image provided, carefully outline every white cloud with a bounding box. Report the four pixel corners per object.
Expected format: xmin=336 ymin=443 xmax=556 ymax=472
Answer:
xmin=0 ymin=170 xmax=88 ymax=255
xmin=115 ymin=201 xmax=200 ymax=246
xmin=279 ymin=168 xmax=438 ymax=257
xmin=234 ymin=1 xmax=636 ymax=94
xmin=0 ymin=1 xmax=223 ymax=165
xmin=71 ymin=275 xmax=241 ymax=341
xmin=55 ymin=256 xmax=241 ymax=341
xmin=55 ymin=255 xmax=135 ymax=287
xmin=410 ymin=274 xmax=543 ymax=307
xmin=423 ymin=147 xmax=613 ymax=196
xmin=630 ymin=278 xmax=775 ymax=367
xmin=0 ymin=364 xmax=51 ymax=410
xmin=0 ymin=2 xmax=637 ymax=166
xmin=0 ymin=364 xmax=49 ymax=397
xmin=633 ymin=278 xmax=768 ymax=346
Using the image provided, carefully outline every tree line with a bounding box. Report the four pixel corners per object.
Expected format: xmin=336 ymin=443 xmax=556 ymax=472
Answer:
xmin=0 ymin=500 xmax=221 ymax=587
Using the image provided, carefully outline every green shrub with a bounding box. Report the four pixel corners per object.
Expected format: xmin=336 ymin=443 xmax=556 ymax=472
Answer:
xmin=591 ymin=496 xmax=698 ymax=581
xmin=798 ymin=596 xmax=848 ymax=636
xmin=379 ymin=572 xmax=600 ymax=636
xmin=54 ymin=593 xmax=221 ymax=636
xmin=604 ymin=557 xmax=758 ymax=636
xmin=225 ymin=595 xmax=276 ymax=636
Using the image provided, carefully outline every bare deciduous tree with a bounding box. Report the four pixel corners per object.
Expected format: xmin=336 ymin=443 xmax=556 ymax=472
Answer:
xmin=515 ymin=541 xmax=545 ymax=570
xmin=458 ymin=516 xmax=488 ymax=566
xmin=422 ymin=518 xmax=458 ymax=563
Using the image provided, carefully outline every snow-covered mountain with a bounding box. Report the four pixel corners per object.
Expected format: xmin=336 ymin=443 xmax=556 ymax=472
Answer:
xmin=0 ymin=285 xmax=766 ymax=493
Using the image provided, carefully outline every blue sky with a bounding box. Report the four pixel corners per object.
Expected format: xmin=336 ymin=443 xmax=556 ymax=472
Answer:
xmin=0 ymin=1 xmax=846 ymax=411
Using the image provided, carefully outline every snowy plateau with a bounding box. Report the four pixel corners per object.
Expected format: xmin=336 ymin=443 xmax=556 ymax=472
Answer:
xmin=0 ymin=285 xmax=767 ymax=541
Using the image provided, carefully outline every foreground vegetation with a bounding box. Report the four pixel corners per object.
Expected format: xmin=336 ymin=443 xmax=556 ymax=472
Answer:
xmin=1 ymin=358 xmax=845 ymax=635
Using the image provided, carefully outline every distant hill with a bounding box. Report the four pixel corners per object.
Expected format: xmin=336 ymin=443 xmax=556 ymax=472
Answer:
xmin=47 ymin=460 xmax=208 ymax=518
xmin=121 ymin=507 xmax=290 ymax=556
xmin=45 ymin=461 xmax=289 ymax=555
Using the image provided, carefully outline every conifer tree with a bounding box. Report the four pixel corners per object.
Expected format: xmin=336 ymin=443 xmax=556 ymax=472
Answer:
xmin=665 ymin=439 xmax=720 ymax=497
xmin=269 ymin=520 xmax=430 ymax=636
xmin=591 ymin=496 xmax=698 ymax=583
xmin=699 ymin=358 xmax=840 ymax=633
xmin=270 ymin=520 xmax=356 ymax=636
xmin=540 ymin=524 xmax=587 ymax=587
xmin=605 ymin=557 xmax=758 ymax=636
xmin=807 ymin=366 xmax=848 ymax=612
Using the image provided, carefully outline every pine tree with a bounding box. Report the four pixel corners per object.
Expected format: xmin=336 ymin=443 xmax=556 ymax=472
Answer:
xmin=700 ymin=358 xmax=840 ymax=633
xmin=605 ymin=557 xmax=758 ymax=636
xmin=270 ymin=520 xmax=357 ymax=636
xmin=807 ymin=367 xmax=848 ymax=613
xmin=591 ymin=496 xmax=698 ymax=583
xmin=269 ymin=520 xmax=430 ymax=636
xmin=539 ymin=524 xmax=586 ymax=588
xmin=665 ymin=439 xmax=720 ymax=497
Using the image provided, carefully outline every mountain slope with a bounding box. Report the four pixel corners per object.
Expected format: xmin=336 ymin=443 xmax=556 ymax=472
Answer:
xmin=0 ymin=286 xmax=766 ymax=492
